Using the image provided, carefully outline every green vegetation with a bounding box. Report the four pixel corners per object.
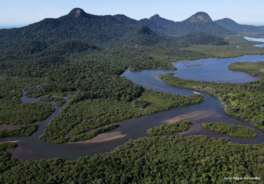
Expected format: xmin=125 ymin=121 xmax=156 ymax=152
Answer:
xmin=0 ymin=78 xmax=55 ymax=126
xmin=68 ymin=123 xmax=119 ymax=143
xmin=0 ymin=125 xmax=38 ymax=138
xmin=160 ymin=61 xmax=264 ymax=131
xmin=0 ymin=9 xmax=218 ymax=144
xmin=149 ymin=12 xmax=235 ymax=36
xmin=147 ymin=120 xmax=192 ymax=136
xmin=0 ymin=142 xmax=19 ymax=173
xmin=120 ymin=27 xmax=227 ymax=47
xmin=175 ymin=32 xmax=228 ymax=46
xmin=1 ymin=136 xmax=264 ymax=183
xmin=132 ymin=99 xmax=152 ymax=109
xmin=40 ymin=94 xmax=66 ymax=106
xmin=181 ymin=35 xmax=264 ymax=58
xmin=2 ymin=43 xmax=202 ymax=100
xmin=0 ymin=99 xmax=54 ymax=125
xmin=202 ymin=122 xmax=257 ymax=138
xmin=120 ymin=26 xmax=168 ymax=46
xmin=0 ymin=78 xmax=53 ymax=138
xmin=228 ymin=61 xmax=264 ymax=79
xmin=40 ymin=90 xmax=203 ymax=143
xmin=1 ymin=8 xmax=264 ymax=181
xmin=0 ymin=9 xmax=234 ymax=51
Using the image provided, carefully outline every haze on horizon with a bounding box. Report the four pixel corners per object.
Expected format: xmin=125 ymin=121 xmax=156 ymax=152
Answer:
xmin=1 ymin=0 xmax=264 ymax=27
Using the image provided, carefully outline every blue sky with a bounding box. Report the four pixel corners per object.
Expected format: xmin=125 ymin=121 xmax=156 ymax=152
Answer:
xmin=1 ymin=0 xmax=264 ymax=27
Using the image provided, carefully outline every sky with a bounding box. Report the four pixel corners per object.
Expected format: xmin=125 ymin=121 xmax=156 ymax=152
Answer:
xmin=1 ymin=0 xmax=264 ymax=27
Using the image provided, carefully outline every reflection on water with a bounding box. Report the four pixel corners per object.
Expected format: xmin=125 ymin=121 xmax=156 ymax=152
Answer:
xmin=244 ymin=36 xmax=264 ymax=42
xmin=244 ymin=36 xmax=264 ymax=47
xmin=254 ymin=44 xmax=264 ymax=47
xmin=1 ymin=55 xmax=264 ymax=161
xmin=171 ymin=55 xmax=262 ymax=83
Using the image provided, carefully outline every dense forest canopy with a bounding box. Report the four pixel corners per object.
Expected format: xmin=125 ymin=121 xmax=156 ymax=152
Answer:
xmin=1 ymin=7 xmax=264 ymax=183
xmin=202 ymin=122 xmax=257 ymax=138
xmin=147 ymin=120 xmax=192 ymax=136
xmin=1 ymin=136 xmax=264 ymax=183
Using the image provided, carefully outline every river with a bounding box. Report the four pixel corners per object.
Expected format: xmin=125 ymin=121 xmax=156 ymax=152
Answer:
xmin=1 ymin=54 xmax=264 ymax=161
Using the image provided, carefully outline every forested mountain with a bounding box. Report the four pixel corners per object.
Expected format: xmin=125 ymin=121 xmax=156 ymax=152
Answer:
xmin=175 ymin=32 xmax=228 ymax=46
xmin=0 ymin=8 xmax=135 ymax=48
xmin=120 ymin=26 xmax=168 ymax=46
xmin=149 ymin=14 xmax=177 ymax=30
xmin=0 ymin=8 xmax=235 ymax=51
xmin=149 ymin=12 xmax=236 ymax=36
xmin=215 ymin=18 xmax=264 ymax=33
xmin=113 ymin=14 xmax=169 ymax=35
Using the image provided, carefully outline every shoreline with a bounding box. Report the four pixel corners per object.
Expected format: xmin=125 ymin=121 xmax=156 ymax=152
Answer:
xmin=159 ymin=74 xmax=264 ymax=132
xmin=68 ymin=131 xmax=126 ymax=144
xmin=162 ymin=110 xmax=221 ymax=124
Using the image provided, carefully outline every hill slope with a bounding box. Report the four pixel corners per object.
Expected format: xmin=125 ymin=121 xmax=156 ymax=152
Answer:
xmin=150 ymin=12 xmax=235 ymax=36
xmin=0 ymin=9 xmax=236 ymax=50
xmin=114 ymin=14 xmax=173 ymax=37
xmin=215 ymin=18 xmax=264 ymax=33
xmin=120 ymin=26 xmax=169 ymax=46
xmin=0 ymin=8 xmax=136 ymax=48
xmin=175 ymin=32 xmax=229 ymax=46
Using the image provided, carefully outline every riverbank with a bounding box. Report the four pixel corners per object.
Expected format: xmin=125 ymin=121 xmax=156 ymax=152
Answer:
xmin=162 ymin=110 xmax=221 ymax=124
xmin=68 ymin=131 xmax=126 ymax=144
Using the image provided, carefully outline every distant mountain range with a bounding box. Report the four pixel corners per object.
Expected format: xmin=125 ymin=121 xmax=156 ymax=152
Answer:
xmin=149 ymin=12 xmax=235 ymax=36
xmin=214 ymin=18 xmax=264 ymax=33
xmin=0 ymin=8 xmax=262 ymax=49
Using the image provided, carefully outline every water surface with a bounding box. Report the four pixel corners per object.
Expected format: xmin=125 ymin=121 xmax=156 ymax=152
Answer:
xmin=171 ymin=55 xmax=262 ymax=83
xmin=244 ymin=36 xmax=264 ymax=47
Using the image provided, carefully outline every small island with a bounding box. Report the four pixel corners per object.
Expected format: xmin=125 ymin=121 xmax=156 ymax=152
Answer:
xmin=0 ymin=124 xmax=38 ymax=138
xmin=202 ymin=122 xmax=257 ymax=138
xmin=147 ymin=120 xmax=192 ymax=136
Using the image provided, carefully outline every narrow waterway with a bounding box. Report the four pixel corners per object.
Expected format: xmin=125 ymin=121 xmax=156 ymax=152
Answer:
xmin=1 ymin=55 xmax=264 ymax=161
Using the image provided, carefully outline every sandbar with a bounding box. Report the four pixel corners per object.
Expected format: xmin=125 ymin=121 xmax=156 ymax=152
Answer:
xmin=68 ymin=131 xmax=126 ymax=144
xmin=163 ymin=110 xmax=221 ymax=124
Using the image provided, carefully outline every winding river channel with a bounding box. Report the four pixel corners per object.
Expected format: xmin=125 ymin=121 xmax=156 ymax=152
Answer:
xmin=1 ymin=54 xmax=264 ymax=161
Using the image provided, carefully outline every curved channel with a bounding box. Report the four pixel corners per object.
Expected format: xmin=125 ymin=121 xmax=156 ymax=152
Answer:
xmin=1 ymin=54 xmax=264 ymax=161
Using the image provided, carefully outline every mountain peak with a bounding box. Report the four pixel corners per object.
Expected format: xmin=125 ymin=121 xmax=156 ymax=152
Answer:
xmin=152 ymin=14 xmax=160 ymax=18
xmin=217 ymin=18 xmax=237 ymax=23
xmin=187 ymin=12 xmax=212 ymax=23
xmin=69 ymin=8 xmax=88 ymax=18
